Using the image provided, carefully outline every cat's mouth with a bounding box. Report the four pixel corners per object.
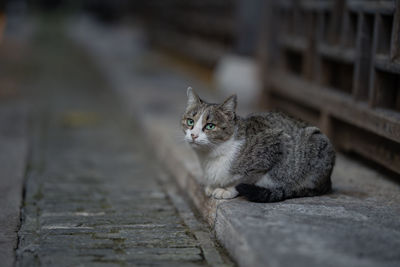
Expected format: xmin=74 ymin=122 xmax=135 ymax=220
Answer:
xmin=188 ymin=140 xmax=203 ymax=147
xmin=188 ymin=140 xmax=199 ymax=145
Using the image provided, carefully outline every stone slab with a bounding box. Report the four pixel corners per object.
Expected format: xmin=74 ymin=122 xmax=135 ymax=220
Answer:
xmin=0 ymin=103 xmax=28 ymax=267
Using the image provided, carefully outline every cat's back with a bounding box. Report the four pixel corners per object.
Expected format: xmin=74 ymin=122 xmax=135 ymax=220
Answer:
xmin=237 ymin=111 xmax=309 ymax=138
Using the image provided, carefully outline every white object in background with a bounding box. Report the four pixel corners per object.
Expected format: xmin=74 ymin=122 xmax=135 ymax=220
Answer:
xmin=214 ymin=54 xmax=262 ymax=109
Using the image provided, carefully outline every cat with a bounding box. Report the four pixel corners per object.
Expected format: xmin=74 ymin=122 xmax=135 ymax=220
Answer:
xmin=181 ymin=87 xmax=335 ymax=202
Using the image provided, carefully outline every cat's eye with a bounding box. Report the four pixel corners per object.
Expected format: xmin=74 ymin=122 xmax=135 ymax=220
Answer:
xmin=205 ymin=123 xmax=215 ymax=130
xmin=187 ymin=118 xmax=194 ymax=127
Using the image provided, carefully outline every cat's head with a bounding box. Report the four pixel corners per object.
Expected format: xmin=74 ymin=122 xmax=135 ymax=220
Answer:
xmin=181 ymin=87 xmax=237 ymax=150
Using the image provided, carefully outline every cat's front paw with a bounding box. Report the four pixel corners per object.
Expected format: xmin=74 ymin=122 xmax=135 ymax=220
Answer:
xmin=205 ymin=186 xmax=213 ymax=197
xmin=212 ymin=187 xmax=238 ymax=199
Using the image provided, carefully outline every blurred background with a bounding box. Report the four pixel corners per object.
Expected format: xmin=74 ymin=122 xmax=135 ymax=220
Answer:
xmin=1 ymin=0 xmax=400 ymax=177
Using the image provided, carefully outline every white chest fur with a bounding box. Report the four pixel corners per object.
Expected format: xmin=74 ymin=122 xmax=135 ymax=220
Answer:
xmin=197 ymin=137 xmax=244 ymax=187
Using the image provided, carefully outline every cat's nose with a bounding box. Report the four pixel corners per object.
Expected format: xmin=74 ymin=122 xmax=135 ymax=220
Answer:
xmin=191 ymin=133 xmax=198 ymax=140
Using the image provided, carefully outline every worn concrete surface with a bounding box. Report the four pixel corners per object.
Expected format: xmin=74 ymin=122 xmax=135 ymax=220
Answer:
xmin=0 ymin=19 xmax=32 ymax=267
xmin=0 ymin=103 xmax=28 ymax=267
xmin=15 ymin=18 xmax=232 ymax=266
xmin=69 ymin=16 xmax=400 ymax=267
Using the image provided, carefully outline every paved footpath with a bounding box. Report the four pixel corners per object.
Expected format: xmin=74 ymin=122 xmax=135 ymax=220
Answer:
xmin=0 ymin=103 xmax=28 ymax=267
xmin=15 ymin=20 xmax=231 ymax=266
xmin=70 ymin=17 xmax=400 ymax=267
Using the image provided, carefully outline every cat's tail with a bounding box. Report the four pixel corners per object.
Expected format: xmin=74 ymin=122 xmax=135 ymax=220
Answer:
xmin=235 ymin=183 xmax=331 ymax=203
xmin=235 ymin=184 xmax=287 ymax=202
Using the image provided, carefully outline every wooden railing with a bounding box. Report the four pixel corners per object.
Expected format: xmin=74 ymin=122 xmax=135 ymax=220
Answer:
xmin=260 ymin=0 xmax=400 ymax=174
xmin=136 ymin=0 xmax=236 ymax=67
xmin=0 ymin=12 xmax=5 ymax=44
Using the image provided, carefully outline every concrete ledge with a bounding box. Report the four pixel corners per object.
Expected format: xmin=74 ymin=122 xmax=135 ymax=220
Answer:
xmin=146 ymin=120 xmax=218 ymax=226
xmin=143 ymin=117 xmax=400 ymax=267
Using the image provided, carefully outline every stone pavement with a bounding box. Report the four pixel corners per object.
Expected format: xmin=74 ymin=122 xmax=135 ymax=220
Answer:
xmin=0 ymin=103 xmax=28 ymax=267
xmin=69 ymin=16 xmax=400 ymax=267
xmin=15 ymin=18 xmax=232 ymax=266
xmin=0 ymin=18 xmax=31 ymax=267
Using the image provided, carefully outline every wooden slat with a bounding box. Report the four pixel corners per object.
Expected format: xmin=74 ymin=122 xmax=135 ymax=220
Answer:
xmin=333 ymin=119 xmax=400 ymax=174
xmin=390 ymin=0 xmax=400 ymax=59
xmin=303 ymin=10 xmax=317 ymax=80
xmin=353 ymin=13 xmax=373 ymax=100
xmin=300 ymin=0 xmax=334 ymax=11
xmin=374 ymin=55 xmax=400 ymax=73
xmin=0 ymin=13 xmax=5 ymax=44
xmin=318 ymin=43 xmax=355 ymax=63
xmin=151 ymin=29 xmax=227 ymax=67
xmin=268 ymin=93 xmax=321 ymax=126
xmin=269 ymin=71 xmax=400 ymax=143
xmin=340 ymin=9 xmax=357 ymax=47
xmin=347 ymin=0 xmax=396 ymax=14
xmin=278 ymin=35 xmax=308 ymax=52
xmin=368 ymin=13 xmax=380 ymax=108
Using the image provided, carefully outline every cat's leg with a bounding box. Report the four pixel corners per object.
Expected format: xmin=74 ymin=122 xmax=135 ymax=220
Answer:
xmin=205 ymin=185 xmax=214 ymax=197
xmin=212 ymin=186 xmax=238 ymax=199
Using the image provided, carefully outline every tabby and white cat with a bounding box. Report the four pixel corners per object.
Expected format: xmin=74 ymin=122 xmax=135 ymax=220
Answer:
xmin=182 ymin=87 xmax=335 ymax=202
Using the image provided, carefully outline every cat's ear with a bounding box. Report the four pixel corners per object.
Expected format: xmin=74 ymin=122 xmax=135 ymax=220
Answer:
xmin=186 ymin=87 xmax=202 ymax=108
xmin=219 ymin=94 xmax=237 ymax=114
